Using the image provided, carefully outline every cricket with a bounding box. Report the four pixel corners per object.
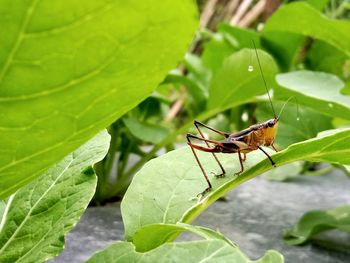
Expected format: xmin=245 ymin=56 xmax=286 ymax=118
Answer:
xmin=187 ymin=41 xmax=279 ymax=197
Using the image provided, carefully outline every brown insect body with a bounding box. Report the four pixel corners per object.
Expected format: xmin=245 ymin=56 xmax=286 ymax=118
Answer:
xmin=189 ymin=117 xmax=279 ymax=154
xmin=187 ymin=41 xmax=281 ymax=196
xmin=232 ymin=117 xmax=279 ymax=153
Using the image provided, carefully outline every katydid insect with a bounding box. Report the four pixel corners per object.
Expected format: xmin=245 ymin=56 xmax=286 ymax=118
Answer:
xmin=187 ymin=42 xmax=279 ymax=197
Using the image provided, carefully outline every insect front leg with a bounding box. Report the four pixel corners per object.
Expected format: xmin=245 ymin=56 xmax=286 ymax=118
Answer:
xmin=257 ymin=146 xmax=276 ymax=167
xmin=271 ymin=144 xmax=278 ymax=152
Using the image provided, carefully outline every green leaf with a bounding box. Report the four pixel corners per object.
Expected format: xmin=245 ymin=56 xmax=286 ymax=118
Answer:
xmin=86 ymin=240 xmax=283 ymax=263
xmin=207 ymin=49 xmax=278 ymax=111
xmin=276 ymin=71 xmax=350 ymax=120
xmin=284 ymin=205 xmax=350 ymax=245
xmin=121 ymin=128 xmax=350 ymax=241
xmin=306 ymin=0 xmax=330 ymax=11
xmin=163 ymin=70 xmax=207 ymax=104
xmin=306 ymin=40 xmax=349 ymax=78
xmin=264 ymin=2 xmax=350 ymax=56
xmin=0 ymin=0 xmax=198 ymax=199
xmin=0 ymin=131 xmax=110 ymax=262
xmin=261 ymin=31 xmax=304 ymax=71
xmin=184 ymin=53 xmax=211 ymax=94
xmin=123 ymin=116 xmax=170 ymax=144
xmin=132 ymin=223 xmax=236 ymax=252
xmin=201 ymin=24 xmax=260 ymax=73
xmin=262 ymin=161 xmax=304 ymax=182
xmin=217 ymin=24 xmax=260 ymax=49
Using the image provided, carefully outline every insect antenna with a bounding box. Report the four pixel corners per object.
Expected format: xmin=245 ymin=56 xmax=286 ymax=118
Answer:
xmin=252 ymin=40 xmax=277 ymax=119
xmin=278 ymin=96 xmax=300 ymax=121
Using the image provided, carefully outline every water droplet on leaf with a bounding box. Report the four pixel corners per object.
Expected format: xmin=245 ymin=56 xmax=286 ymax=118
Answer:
xmin=248 ymin=65 xmax=254 ymax=72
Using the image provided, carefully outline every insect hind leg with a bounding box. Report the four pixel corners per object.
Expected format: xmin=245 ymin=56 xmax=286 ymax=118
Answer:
xmin=193 ymin=121 xmax=226 ymax=177
xmin=186 ymin=134 xmax=213 ymax=196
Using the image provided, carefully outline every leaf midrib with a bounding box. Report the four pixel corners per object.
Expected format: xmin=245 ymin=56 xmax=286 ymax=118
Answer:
xmin=0 ymin=158 xmax=74 ymax=254
xmin=0 ymin=0 xmax=39 ymax=85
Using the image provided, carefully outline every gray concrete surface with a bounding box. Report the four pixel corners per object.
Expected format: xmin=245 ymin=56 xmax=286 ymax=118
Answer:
xmin=51 ymin=171 xmax=350 ymax=262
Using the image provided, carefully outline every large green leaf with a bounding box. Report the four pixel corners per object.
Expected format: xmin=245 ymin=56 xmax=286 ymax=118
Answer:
xmin=207 ymin=48 xmax=278 ymax=111
xmin=261 ymin=31 xmax=304 ymax=71
xmin=306 ymin=40 xmax=349 ymax=78
xmin=121 ymin=128 xmax=350 ymax=240
xmin=284 ymin=206 xmax=350 ymax=245
xmin=264 ymin=2 xmax=350 ymax=56
xmin=0 ymin=0 xmax=198 ymax=200
xmin=276 ymin=71 xmax=350 ymax=120
xmin=87 ymin=240 xmax=283 ymax=263
xmin=87 ymin=227 xmax=284 ymax=263
xmin=0 ymin=131 xmax=110 ymax=262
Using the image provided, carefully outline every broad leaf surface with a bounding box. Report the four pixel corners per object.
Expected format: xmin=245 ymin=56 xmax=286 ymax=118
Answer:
xmin=306 ymin=40 xmax=349 ymax=78
xmin=264 ymin=2 xmax=350 ymax=56
xmin=261 ymin=31 xmax=304 ymax=71
xmin=276 ymin=71 xmax=350 ymax=120
xmin=284 ymin=206 xmax=350 ymax=245
xmin=0 ymin=131 xmax=110 ymax=262
xmin=122 ymin=128 xmax=350 ymax=240
xmin=0 ymin=0 xmax=198 ymax=199
xmin=86 ymin=240 xmax=283 ymax=263
xmin=207 ymin=49 xmax=278 ymax=111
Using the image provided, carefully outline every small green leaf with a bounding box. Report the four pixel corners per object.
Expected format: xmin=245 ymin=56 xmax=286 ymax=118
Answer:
xmin=123 ymin=116 xmax=170 ymax=144
xmin=0 ymin=131 xmax=110 ymax=262
xmin=0 ymin=0 xmax=198 ymax=200
xmin=121 ymin=128 xmax=350 ymax=240
xmin=284 ymin=206 xmax=350 ymax=245
xmin=276 ymin=71 xmax=350 ymax=120
xmin=86 ymin=240 xmax=283 ymax=263
xmin=163 ymin=70 xmax=207 ymax=104
xmin=133 ymin=223 xmax=235 ymax=252
xmin=264 ymin=2 xmax=350 ymax=56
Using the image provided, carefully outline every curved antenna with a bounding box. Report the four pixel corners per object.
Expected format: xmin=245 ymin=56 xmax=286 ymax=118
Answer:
xmin=278 ymin=96 xmax=299 ymax=120
xmin=252 ymin=40 xmax=277 ymax=119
